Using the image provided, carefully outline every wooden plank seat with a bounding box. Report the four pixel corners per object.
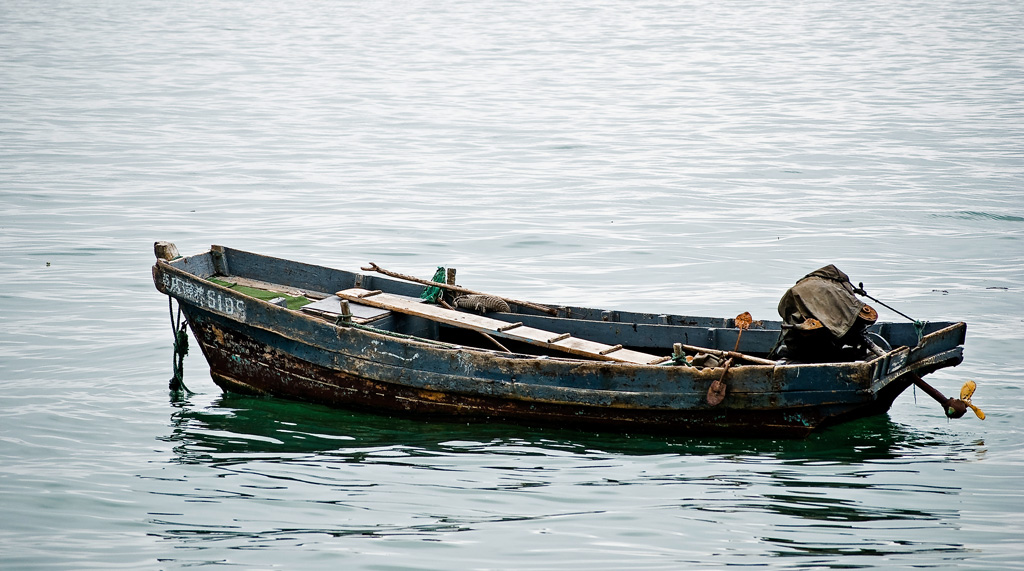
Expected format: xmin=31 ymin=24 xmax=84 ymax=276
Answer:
xmin=301 ymin=294 xmax=391 ymax=324
xmin=336 ymin=288 xmax=668 ymax=365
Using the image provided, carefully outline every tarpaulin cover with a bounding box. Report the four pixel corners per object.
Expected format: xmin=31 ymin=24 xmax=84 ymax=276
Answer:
xmin=777 ymin=265 xmax=866 ymax=339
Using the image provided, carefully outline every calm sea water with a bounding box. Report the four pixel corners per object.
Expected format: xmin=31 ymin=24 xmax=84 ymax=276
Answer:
xmin=2 ymin=0 xmax=1022 ymax=568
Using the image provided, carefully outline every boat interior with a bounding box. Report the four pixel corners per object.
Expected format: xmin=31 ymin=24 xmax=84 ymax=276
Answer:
xmin=179 ymin=245 xmax=956 ymax=365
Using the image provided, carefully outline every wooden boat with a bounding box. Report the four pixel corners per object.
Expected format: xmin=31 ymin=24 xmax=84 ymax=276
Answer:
xmin=152 ymin=243 xmax=971 ymax=438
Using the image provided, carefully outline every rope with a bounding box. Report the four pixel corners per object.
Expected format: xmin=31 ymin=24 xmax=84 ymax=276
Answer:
xmin=855 ymin=282 xmax=915 ymax=321
xmin=168 ymin=298 xmax=192 ymax=393
xmin=666 ymin=354 xmax=691 ymax=366
xmin=855 ymin=282 xmax=928 ymax=346
xmin=914 ymin=319 xmax=927 ymax=346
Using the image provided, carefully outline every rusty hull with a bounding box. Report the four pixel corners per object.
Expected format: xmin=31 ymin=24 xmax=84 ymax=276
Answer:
xmin=187 ymin=310 xmax=836 ymax=438
xmin=153 ymin=248 xmax=966 ymax=439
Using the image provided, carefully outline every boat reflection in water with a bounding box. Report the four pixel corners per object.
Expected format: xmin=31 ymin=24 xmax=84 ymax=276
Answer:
xmin=155 ymin=392 xmax=972 ymax=565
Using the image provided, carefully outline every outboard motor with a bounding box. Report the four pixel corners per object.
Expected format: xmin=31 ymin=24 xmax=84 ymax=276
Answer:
xmin=775 ymin=265 xmax=878 ymax=362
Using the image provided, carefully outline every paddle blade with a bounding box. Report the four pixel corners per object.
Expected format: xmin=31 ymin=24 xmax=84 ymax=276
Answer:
xmin=735 ymin=312 xmax=753 ymax=330
xmin=706 ymin=380 xmax=726 ymax=406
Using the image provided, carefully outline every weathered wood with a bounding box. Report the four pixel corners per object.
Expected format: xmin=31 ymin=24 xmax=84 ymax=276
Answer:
xmin=483 ymin=312 xmax=782 ymax=355
xmin=337 ymin=288 xmax=665 ymax=365
xmin=439 ymin=298 xmax=510 ymax=352
xmin=152 ymin=243 xmax=971 ymax=437
xmin=361 ymin=262 xmax=558 ymax=316
xmin=679 ymin=344 xmax=778 ymax=366
xmin=215 ymin=275 xmax=328 ymax=300
xmin=300 ymin=295 xmax=390 ymax=323
xmin=154 ymin=241 xmax=180 ymax=261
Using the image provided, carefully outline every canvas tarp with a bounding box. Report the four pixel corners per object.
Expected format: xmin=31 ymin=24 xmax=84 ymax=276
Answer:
xmin=777 ymin=265 xmax=866 ymax=339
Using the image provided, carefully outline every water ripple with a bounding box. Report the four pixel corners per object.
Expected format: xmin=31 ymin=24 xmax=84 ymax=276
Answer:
xmin=3 ymin=0 xmax=1023 ymax=568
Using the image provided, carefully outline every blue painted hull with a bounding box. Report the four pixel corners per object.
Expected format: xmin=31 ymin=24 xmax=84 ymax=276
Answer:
xmin=153 ymin=245 xmax=966 ymax=438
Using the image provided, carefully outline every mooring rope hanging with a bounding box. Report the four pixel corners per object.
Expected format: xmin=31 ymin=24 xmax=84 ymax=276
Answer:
xmin=168 ymin=298 xmax=191 ymax=393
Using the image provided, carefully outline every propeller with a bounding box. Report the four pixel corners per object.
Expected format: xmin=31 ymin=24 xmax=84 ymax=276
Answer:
xmin=959 ymin=380 xmax=986 ymax=420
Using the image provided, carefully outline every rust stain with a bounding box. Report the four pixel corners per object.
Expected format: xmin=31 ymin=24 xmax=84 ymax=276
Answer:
xmin=210 ymin=323 xmax=225 ymax=347
xmin=413 ymin=389 xmax=450 ymax=403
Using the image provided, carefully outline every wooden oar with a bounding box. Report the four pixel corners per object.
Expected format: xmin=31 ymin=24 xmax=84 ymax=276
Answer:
xmin=679 ymin=344 xmax=777 ymax=366
xmin=706 ymin=357 xmax=732 ymax=406
xmin=361 ymin=262 xmax=558 ymax=316
xmin=706 ymin=312 xmax=753 ymax=406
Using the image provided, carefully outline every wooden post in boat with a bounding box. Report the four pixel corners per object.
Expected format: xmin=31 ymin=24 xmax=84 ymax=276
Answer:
xmin=338 ymin=300 xmax=353 ymax=324
xmin=154 ymin=241 xmax=180 ymax=261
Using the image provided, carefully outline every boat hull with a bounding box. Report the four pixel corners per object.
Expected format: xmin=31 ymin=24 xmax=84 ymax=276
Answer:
xmin=154 ymin=246 xmax=966 ymax=439
xmin=184 ymin=307 xmax=917 ymax=438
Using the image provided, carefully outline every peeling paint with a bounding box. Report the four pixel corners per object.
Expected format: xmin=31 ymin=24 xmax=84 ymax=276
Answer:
xmin=154 ymin=250 xmax=966 ymax=438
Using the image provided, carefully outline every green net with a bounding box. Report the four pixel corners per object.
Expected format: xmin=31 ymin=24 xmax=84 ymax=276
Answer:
xmin=419 ymin=267 xmax=446 ymax=303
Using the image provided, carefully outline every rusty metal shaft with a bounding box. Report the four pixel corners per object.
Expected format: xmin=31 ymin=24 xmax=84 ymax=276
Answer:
xmin=910 ymin=372 xmax=967 ymax=419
